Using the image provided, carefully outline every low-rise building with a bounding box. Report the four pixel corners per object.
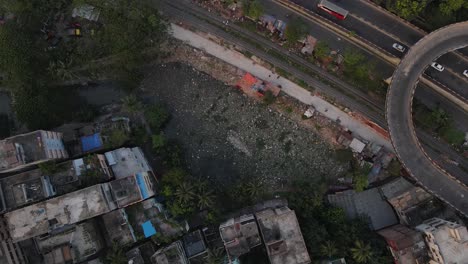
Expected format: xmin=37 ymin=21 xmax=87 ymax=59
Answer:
xmin=4 ymin=184 xmax=117 ymax=242
xmin=109 ymin=172 xmax=156 ymax=208
xmin=0 ymin=130 xmax=68 ymax=173
xmin=379 ymin=177 xmax=434 ymax=226
xmin=101 ymin=209 xmax=137 ymax=246
xmin=416 ymin=218 xmax=468 ymax=264
xmin=378 ymin=224 xmax=428 ymax=264
xmin=126 ymin=242 xmax=156 ymax=264
xmin=104 ymin=147 xmax=153 ymax=179
xmin=35 ymin=220 xmax=104 ymax=263
xmin=182 ymin=230 xmax=208 ymax=261
xmin=219 ymin=214 xmax=261 ymax=260
xmin=255 ymin=206 xmax=310 ymax=264
xmin=327 ymin=189 xmax=398 ymax=230
xmin=0 ymin=217 xmax=27 ymax=264
xmin=151 ymin=241 xmax=188 ymax=264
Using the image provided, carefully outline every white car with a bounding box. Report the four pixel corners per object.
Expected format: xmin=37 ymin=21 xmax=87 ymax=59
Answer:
xmin=392 ymin=43 xmax=406 ymax=52
xmin=463 ymin=70 xmax=468 ymax=77
xmin=431 ymin=62 xmax=444 ymax=72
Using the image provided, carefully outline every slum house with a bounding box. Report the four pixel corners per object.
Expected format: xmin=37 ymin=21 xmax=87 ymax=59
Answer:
xmin=124 ymin=198 xmax=183 ymax=241
xmin=219 ymin=214 xmax=261 ymax=260
xmin=377 ymin=224 xmax=428 ymax=264
xmin=151 ymin=241 xmax=189 ymax=264
xmin=259 ymin=14 xmax=276 ymax=33
xmin=0 ymin=130 xmax=68 ymax=173
xmin=126 ymin=242 xmax=156 ymax=264
xmin=327 ymin=188 xmax=398 ymax=230
xmin=300 ymin=35 xmax=317 ymax=55
xmin=35 ymin=220 xmax=105 ymax=264
xmin=255 ymin=206 xmax=311 ymax=264
xmin=379 ymin=177 xmax=436 ymax=226
xmin=236 ymin=73 xmax=281 ymax=98
xmin=4 ymin=183 xmax=117 ymax=242
xmin=0 ymin=216 xmax=27 ymax=264
xmin=182 ymin=230 xmax=208 ymax=263
xmin=101 ymin=209 xmax=137 ymax=247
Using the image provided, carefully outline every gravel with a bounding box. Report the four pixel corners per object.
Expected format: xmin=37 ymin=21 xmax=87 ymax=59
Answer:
xmin=142 ymin=62 xmax=346 ymax=190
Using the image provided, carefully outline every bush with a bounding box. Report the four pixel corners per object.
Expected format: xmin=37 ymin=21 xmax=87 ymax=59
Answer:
xmin=145 ymin=105 xmax=169 ymax=131
xmin=440 ymin=125 xmax=465 ymax=146
xmin=263 ymin=90 xmax=276 ymax=105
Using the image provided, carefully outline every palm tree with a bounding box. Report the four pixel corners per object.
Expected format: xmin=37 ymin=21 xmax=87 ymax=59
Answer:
xmin=121 ymin=94 xmax=142 ymax=113
xmin=206 ymin=248 xmax=225 ymax=264
xmin=174 ymin=182 xmax=195 ymax=204
xmin=245 ymin=179 xmax=264 ymax=201
xmin=350 ymin=240 xmax=373 ymax=263
xmin=196 ymin=190 xmax=215 ymax=209
xmin=320 ymin=240 xmax=337 ymax=258
xmin=106 ymin=243 xmax=126 ymax=264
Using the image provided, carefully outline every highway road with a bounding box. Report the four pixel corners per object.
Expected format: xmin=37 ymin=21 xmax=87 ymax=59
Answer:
xmin=290 ymin=0 xmax=468 ymax=100
xmin=387 ymin=22 xmax=468 ymax=217
xmin=157 ymin=0 xmax=468 ymax=183
xmin=258 ymin=0 xmax=468 ymax=132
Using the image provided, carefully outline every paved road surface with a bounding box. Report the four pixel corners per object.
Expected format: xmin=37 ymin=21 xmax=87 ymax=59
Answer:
xmin=290 ymin=0 xmax=468 ymax=100
xmin=387 ymin=22 xmax=468 ymax=217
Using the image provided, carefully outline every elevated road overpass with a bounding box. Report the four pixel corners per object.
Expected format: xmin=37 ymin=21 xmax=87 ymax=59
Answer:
xmin=387 ymin=22 xmax=468 ymax=217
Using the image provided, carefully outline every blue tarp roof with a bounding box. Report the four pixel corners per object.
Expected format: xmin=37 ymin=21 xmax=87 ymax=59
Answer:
xmin=136 ymin=173 xmax=149 ymax=199
xmin=81 ymin=133 xmax=103 ymax=152
xmin=142 ymin=220 xmax=157 ymax=238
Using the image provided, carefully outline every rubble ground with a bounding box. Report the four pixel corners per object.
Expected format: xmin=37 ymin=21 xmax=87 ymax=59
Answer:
xmin=141 ymin=62 xmax=346 ymax=191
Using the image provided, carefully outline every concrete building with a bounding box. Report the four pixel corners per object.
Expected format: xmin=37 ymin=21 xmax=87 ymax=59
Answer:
xmin=4 ymin=184 xmax=117 ymax=242
xmin=255 ymin=207 xmax=310 ymax=264
xmin=151 ymin=241 xmax=189 ymax=264
xmin=0 ymin=130 xmax=68 ymax=173
xmin=104 ymin=147 xmax=153 ymax=179
xmin=0 ymin=216 xmax=27 ymax=264
xmin=416 ymin=218 xmax=468 ymax=264
xmin=101 ymin=209 xmax=137 ymax=246
xmin=35 ymin=220 xmax=104 ymax=263
xmin=126 ymin=242 xmax=156 ymax=264
xmin=219 ymin=214 xmax=261 ymax=259
xmin=182 ymin=230 xmax=207 ymax=261
xmin=0 ymin=154 xmax=112 ymax=213
xmin=109 ymin=172 xmax=156 ymax=208
xmin=378 ymin=224 xmax=428 ymax=264
xmin=327 ymin=189 xmax=398 ymax=230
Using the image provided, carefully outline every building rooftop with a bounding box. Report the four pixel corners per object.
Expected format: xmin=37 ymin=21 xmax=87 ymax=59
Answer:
xmin=104 ymin=147 xmax=152 ymax=179
xmin=255 ymin=207 xmax=311 ymax=264
xmin=416 ymin=218 xmax=468 ymax=264
xmin=0 ymin=130 xmax=65 ymax=172
xmin=110 ymin=175 xmax=148 ymax=208
xmin=35 ymin=220 xmax=104 ymax=263
xmin=219 ymin=214 xmax=261 ymax=258
xmin=328 ymin=189 xmax=398 ymax=230
xmin=0 ymin=169 xmax=55 ymax=213
xmin=377 ymin=224 xmax=428 ymax=264
xmin=5 ymin=184 xmax=117 ymax=242
xmin=182 ymin=230 xmax=207 ymax=259
xmin=151 ymin=241 xmax=189 ymax=264
xmin=101 ymin=209 xmax=136 ymax=246
xmin=126 ymin=242 xmax=156 ymax=264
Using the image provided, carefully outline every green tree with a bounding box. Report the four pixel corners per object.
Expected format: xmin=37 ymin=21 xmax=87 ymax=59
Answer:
xmin=245 ymin=0 xmax=264 ymax=20
xmin=314 ymin=41 xmax=330 ymax=60
xmin=440 ymin=125 xmax=465 ymax=146
xmin=387 ymin=159 xmax=402 ymax=176
xmin=263 ymin=90 xmax=276 ymax=105
xmin=206 ymin=248 xmax=225 ymax=264
xmin=393 ymin=0 xmax=427 ymax=19
xmin=106 ymin=129 xmax=129 ymax=148
xmin=350 ymin=240 xmax=373 ymax=263
xmin=431 ymin=107 xmax=450 ymax=129
xmin=152 ymin=133 xmax=166 ymax=152
xmin=174 ymin=182 xmax=195 ymax=204
xmin=145 ymin=105 xmax=169 ymax=131
xmin=38 ymin=161 xmax=58 ymax=175
xmin=320 ymin=240 xmax=338 ymax=258
xmin=122 ymin=94 xmax=143 ymax=113
xmin=439 ymin=0 xmax=468 ymax=15
xmin=105 ymin=243 xmax=126 ymax=264
xmin=245 ymin=179 xmax=264 ymax=201
xmin=284 ymin=18 xmax=307 ymax=45
xmin=196 ymin=190 xmax=215 ymax=209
